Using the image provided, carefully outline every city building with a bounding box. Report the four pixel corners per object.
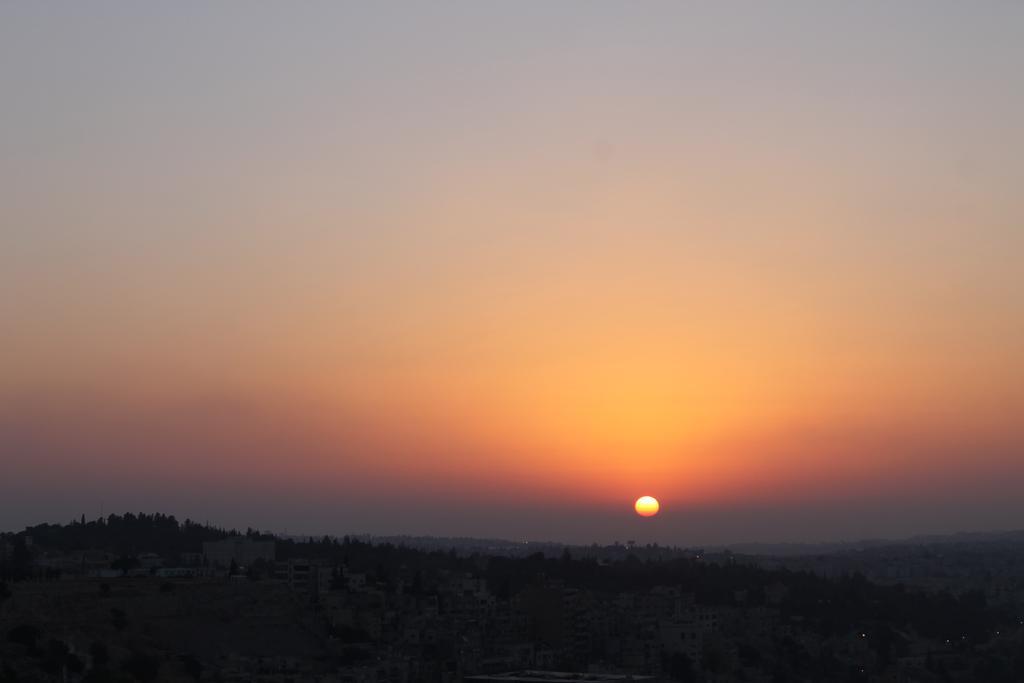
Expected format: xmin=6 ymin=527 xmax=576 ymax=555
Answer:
xmin=202 ymin=538 xmax=275 ymax=568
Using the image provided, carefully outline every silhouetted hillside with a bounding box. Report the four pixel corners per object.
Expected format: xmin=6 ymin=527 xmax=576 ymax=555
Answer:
xmin=2 ymin=514 xmax=1023 ymax=681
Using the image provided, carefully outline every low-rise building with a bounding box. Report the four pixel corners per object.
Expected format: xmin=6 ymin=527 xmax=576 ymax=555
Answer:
xmin=203 ymin=538 xmax=276 ymax=568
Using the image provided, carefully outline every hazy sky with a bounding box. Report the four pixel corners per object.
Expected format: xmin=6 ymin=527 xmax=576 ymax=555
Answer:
xmin=2 ymin=3 xmax=1022 ymax=545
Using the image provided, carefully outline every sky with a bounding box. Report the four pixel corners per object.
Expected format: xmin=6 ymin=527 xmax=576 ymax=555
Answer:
xmin=1 ymin=3 xmax=1022 ymax=545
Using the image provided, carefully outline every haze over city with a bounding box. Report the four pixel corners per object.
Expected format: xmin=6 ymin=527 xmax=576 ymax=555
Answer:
xmin=2 ymin=3 xmax=1022 ymax=546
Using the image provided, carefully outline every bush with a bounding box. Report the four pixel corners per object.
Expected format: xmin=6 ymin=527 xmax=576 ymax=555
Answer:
xmin=7 ymin=623 xmax=40 ymax=649
xmin=180 ymin=654 xmax=203 ymax=680
xmin=90 ymin=641 xmax=110 ymax=669
xmin=110 ymin=608 xmax=128 ymax=631
xmin=40 ymin=638 xmax=69 ymax=674
xmin=121 ymin=652 xmax=160 ymax=682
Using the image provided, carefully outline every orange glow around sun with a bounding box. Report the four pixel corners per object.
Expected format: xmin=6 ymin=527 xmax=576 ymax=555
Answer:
xmin=634 ymin=496 xmax=660 ymax=517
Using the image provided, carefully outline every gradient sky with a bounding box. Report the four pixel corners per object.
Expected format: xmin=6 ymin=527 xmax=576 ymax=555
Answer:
xmin=2 ymin=3 xmax=1022 ymax=545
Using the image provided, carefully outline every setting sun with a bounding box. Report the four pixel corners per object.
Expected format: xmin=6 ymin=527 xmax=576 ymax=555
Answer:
xmin=634 ymin=496 xmax=660 ymax=517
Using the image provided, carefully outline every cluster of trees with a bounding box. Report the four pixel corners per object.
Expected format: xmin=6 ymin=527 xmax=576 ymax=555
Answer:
xmin=2 ymin=513 xmax=235 ymax=569
xmin=3 ymin=624 xmax=86 ymax=680
xmin=5 ymin=513 xmax=1014 ymax=647
xmin=268 ymin=534 xmax=1016 ymax=650
xmin=0 ymin=539 xmax=32 ymax=582
xmin=1 ymin=579 xmax=201 ymax=682
xmin=2 ymin=622 xmax=200 ymax=683
xmin=3 ymin=512 xmax=1020 ymax=681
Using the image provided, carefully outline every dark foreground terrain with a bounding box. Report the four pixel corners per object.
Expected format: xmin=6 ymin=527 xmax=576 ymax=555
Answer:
xmin=2 ymin=514 xmax=1024 ymax=682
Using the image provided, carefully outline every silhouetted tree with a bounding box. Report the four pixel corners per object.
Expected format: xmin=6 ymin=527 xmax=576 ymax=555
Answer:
xmin=7 ymin=623 xmax=40 ymax=651
xmin=39 ymin=638 xmax=70 ymax=675
xmin=180 ymin=654 xmax=203 ymax=681
xmin=90 ymin=641 xmax=110 ymax=669
xmin=110 ymin=608 xmax=128 ymax=632
xmin=111 ymin=555 xmax=140 ymax=576
xmin=121 ymin=652 xmax=160 ymax=681
xmin=8 ymin=537 xmax=32 ymax=580
xmin=664 ymin=652 xmax=697 ymax=682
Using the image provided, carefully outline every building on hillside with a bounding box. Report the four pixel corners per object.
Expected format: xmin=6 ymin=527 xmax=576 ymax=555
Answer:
xmin=274 ymin=558 xmax=312 ymax=590
xmin=155 ymin=567 xmax=198 ymax=578
xmin=202 ymin=538 xmax=275 ymax=568
xmin=138 ymin=552 xmax=164 ymax=570
xmin=179 ymin=552 xmax=203 ymax=566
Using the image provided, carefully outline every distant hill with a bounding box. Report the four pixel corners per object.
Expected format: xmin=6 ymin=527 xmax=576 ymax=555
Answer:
xmin=721 ymin=529 xmax=1024 ymax=557
xmin=6 ymin=513 xmax=1023 ymax=560
xmin=343 ymin=528 xmax=1024 ymax=558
